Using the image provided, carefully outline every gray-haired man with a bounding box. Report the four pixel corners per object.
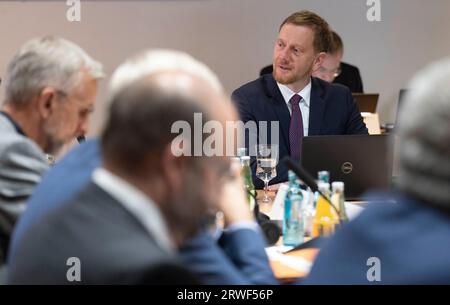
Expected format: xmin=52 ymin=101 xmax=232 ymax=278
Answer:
xmin=0 ymin=36 xmax=104 ymax=261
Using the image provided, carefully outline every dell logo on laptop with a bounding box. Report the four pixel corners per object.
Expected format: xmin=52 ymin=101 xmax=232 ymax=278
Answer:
xmin=341 ymin=162 xmax=353 ymax=174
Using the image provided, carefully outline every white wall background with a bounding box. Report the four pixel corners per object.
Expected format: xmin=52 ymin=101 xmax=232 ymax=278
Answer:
xmin=1 ymin=0 xmax=450 ymax=134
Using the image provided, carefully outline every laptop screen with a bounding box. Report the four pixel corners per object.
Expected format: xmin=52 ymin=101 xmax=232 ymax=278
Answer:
xmin=301 ymin=134 xmax=394 ymax=200
xmin=352 ymin=93 xmax=379 ymax=113
xmin=395 ymin=89 xmax=409 ymax=126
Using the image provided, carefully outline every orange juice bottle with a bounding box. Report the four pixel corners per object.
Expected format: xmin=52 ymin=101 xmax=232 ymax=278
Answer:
xmin=312 ymin=182 xmax=339 ymax=237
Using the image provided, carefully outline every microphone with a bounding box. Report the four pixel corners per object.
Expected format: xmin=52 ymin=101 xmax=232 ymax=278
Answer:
xmin=282 ymin=156 xmax=341 ymax=223
xmin=249 ymin=191 xmax=281 ymax=245
xmin=77 ymin=136 xmax=86 ymax=143
xmin=283 ymin=157 xmax=319 ymax=192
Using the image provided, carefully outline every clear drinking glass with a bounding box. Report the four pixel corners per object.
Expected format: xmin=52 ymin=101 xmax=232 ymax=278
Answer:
xmin=255 ymin=144 xmax=279 ymax=204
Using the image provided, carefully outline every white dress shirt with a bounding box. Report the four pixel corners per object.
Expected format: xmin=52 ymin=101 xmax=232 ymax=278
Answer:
xmin=92 ymin=167 xmax=175 ymax=254
xmin=277 ymin=80 xmax=312 ymax=136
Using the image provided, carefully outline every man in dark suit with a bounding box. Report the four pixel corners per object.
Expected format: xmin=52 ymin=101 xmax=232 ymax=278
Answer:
xmin=304 ymin=58 xmax=450 ymax=284
xmin=334 ymin=62 xmax=364 ymax=94
xmin=234 ymin=11 xmax=367 ymax=187
xmin=8 ymin=50 xmax=276 ymax=285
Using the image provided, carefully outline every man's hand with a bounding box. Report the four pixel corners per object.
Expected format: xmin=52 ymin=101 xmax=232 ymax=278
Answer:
xmin=218 ymin=163 xmax=254 ymax=227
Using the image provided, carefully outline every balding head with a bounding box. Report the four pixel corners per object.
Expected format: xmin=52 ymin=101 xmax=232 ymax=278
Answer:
xmin=108 ymin=49 xmax=222 ymax=103
xmin=102 ymin=48 xmax=237 ymax=169
xmin=101 ymin=70 xmax=227 ymax=174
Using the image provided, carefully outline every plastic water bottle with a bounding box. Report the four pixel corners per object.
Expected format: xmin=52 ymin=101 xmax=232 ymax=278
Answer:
xmin=313 ymin=170 xmax=330 ymax=208
xmin=283 ymin=171 xmax=304 ymax=246
xmin=302 ymin=188 xmax=315 ymax=237
xmin=318 ymin=171 xmax=330 ymax=183
xmin=240 ymin=156 xmax=256 ymax=210
xmin=331 ymin=181 xmax=348 ymax=223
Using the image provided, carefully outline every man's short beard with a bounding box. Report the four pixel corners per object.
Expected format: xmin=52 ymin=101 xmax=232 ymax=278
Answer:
xmin=46 ymin=138 xmax=64 ymax=155
xmin=273 ymin=72 xmax=297 ymax=85
xmin=161 ymin=168 xmax=211 ymax=244
xmin=43 ymin=125 xmax=65 ymax=155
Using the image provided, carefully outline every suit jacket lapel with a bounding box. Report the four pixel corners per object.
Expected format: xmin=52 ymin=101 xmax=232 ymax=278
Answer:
xmin=309 ymin=77 xmax=325 ymax=136
xmin=262 ymin=75 xmax=290 ymax=150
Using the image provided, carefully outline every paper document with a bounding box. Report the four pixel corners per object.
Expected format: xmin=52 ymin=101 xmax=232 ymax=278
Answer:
xmin=266 ymin=246 xmax=313 ymax=274
xmin=267 ymin=184 xmax=288 ymax=220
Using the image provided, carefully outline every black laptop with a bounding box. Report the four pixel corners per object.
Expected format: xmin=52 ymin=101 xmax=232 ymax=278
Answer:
xmin=301 ymin=134 xmax=394 ymax=200
xmin=352 ymin=93 xmax=379 ymax=113
xmin=395 ymin=89 xmax=409 ymax=128
xmin=381 ymin=89 xmax=409 ymax=132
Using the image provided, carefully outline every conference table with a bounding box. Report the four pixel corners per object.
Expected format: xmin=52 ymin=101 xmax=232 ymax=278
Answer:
xmin=257 ymin=188 xmax=365 ymax=282
xmin=256 ymin=189 xmax=320 ymax=282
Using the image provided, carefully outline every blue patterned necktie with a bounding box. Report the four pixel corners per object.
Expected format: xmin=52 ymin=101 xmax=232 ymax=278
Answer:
xmin=288 ymin=94 xmax=304 ymax=161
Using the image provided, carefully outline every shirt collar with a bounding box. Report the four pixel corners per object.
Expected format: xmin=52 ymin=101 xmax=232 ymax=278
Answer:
xmin=0 ymin=111 xmax=26 ymax=137
xmin=277 ymin=79 xmax=312 ymax=108
xmin=92 ymin=167 xmax=175 ymax=254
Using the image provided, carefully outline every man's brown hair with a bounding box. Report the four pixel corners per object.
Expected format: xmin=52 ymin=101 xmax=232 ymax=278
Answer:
xmin=279 ymin=10 xmax=333 ymax=54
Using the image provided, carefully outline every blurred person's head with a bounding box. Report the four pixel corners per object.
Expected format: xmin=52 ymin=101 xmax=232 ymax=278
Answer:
xmin=313 ymin=31 xmax=343 ymax=83
xmin=273 ymin=10 xmax=333 ymax=91
xmin=330 ymin=31 xmax=344 ymax=59
xmin=396 ymin=57 xmax=450 ymax=210
xmin=107 ymin=49 xmax=222 ymax=102
xmin=2 ymin=36 xmax=104 ymax=155
xmin=101 ymin=50 xmax=235 ymax=247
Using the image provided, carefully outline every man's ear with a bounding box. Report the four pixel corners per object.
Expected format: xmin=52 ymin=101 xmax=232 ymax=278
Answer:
xmin=312 ymin=52 xmax=327 ymax=73
xmin=160 ymin=144 xmax=186 ymax=191
xmin=36 ymin=87 xmax=57 ymax=119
